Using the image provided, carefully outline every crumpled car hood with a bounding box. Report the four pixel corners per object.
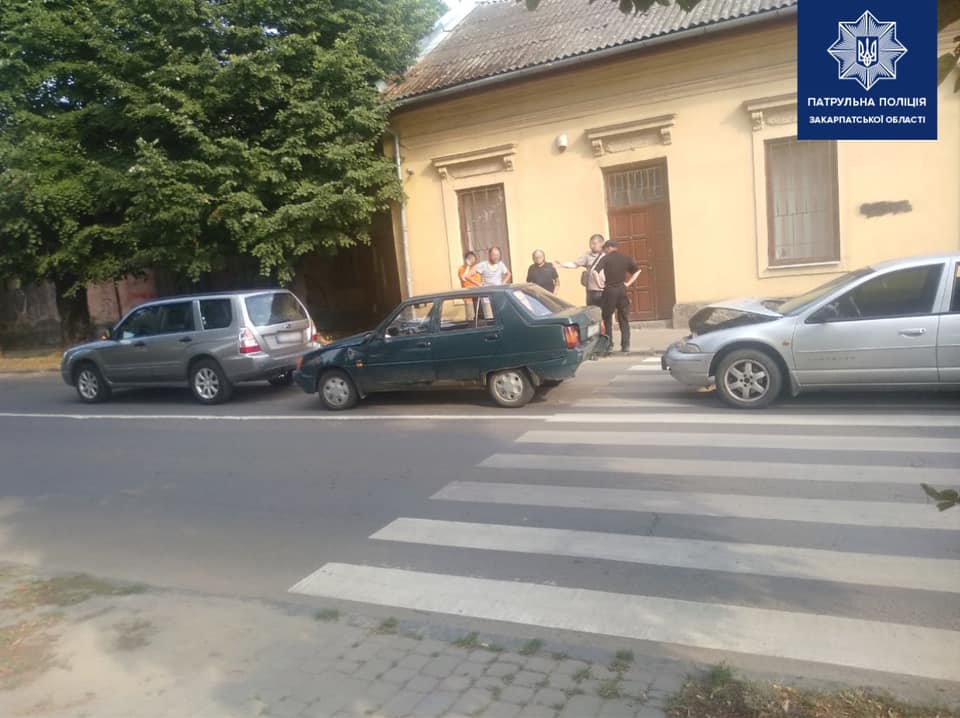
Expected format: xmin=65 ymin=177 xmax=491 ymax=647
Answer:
xmin=689 ymin=297 xmax=783 ymax=336
xmin=323 ymin=331 xmax=373 ymax=350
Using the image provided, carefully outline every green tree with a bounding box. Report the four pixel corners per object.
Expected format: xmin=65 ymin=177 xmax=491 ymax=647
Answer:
xmin=0 ymin=0 xmax=441 ymax=340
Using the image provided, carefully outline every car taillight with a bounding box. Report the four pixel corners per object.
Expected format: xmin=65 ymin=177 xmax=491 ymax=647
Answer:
xmin=309 ymin=320 xmax=319 ymax=343
xmin=563 ymin=325 xmax=580 ymax=349
xmin=239 ymin=328 xmax=261 ymax=354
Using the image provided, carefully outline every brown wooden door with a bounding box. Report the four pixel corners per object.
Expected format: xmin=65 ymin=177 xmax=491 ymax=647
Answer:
xmin=605 ymin=163 xmax=675 ymax=321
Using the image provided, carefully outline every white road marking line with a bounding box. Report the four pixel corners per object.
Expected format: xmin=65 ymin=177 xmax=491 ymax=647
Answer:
xmin=628 ymin=365 xmax=664 ymax=372
xmin=479 ymin=453 xmax=957 ymax=486
xmin=574 ymin=398 xmax=708 ymax=408
xmin=610 ymin=374 xmax=677 ymax=383
xmin=0 ymin=412 xmax=545 ymax=422
xmin=573 ymin=397 xmax=959 ymax=411
xmin=289 ymin=563 xmax=960 ymax=681
xmin=433 ymin=481 xmax=960 ymax=530
xmin=371 ymin=518 xmax=960 ymax=594
xmin=546 ymin=412 xmax=960 ymax=428
xmin=517 ymin=429 xmax=960 ymax=454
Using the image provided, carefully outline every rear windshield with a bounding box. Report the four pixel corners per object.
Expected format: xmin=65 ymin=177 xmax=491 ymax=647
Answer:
xmin=511 ymin=287 xmax=574 ymax=317
xmin=244 ymin=292 xmax=306 ymax=326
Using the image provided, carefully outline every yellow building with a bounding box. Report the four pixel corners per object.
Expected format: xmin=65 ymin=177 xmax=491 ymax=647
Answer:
xmin=383 ymin=0 xmax=960 ymax=325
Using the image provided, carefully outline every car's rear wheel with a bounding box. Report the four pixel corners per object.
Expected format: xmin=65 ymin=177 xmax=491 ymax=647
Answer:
xmin=74 ymin=363 xmax=111 ymax=404
xmin=716 ymin=349 xmax=782 ymax=409
xmin=488 ymin=368 xmax=535 ymax=408
xmin=268 ymin=371 xmax=294 ymax=387
xmin=318 ymin=370 xmax=358 ymax=411
xmin=190 ymin=359 xmax=233 ymax=405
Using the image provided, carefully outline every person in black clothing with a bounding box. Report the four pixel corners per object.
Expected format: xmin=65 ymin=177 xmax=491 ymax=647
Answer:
xmin=526 ymin=249 xmax=559 ymax=293
xmin=592 ymin=240 xmax=641 ymax=354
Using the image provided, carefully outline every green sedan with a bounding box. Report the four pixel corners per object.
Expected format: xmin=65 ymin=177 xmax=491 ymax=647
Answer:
xmin=294 ymin=284 xmax=602 ymax=409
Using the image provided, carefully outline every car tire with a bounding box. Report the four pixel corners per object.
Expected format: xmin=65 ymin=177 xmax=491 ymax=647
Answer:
xmin=190 ymin=359 xmax=233 ymax=405
xmin=268 ymin=371 xmax=294 ymax=387
xmin=318 ymin=370 xmax=358 ymax=411
xmin=716 ymin=349 xmax=782 ymax=410
xmin=74 ymin=362 xmax=111 ymax=404
xmin=488 ymin=368 xmax=535 ymax=408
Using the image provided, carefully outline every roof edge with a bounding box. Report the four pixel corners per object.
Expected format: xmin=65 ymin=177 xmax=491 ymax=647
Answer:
xmin=389 ymin=4 xmax=798 ymax=110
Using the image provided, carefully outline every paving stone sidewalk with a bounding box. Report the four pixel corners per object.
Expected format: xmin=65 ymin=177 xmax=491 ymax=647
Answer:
xmin=0 ymin=564 xmax=686 ymax=718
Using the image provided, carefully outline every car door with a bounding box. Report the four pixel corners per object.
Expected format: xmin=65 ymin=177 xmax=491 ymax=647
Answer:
xmin=431 ymin=294 xmax=502 ymax=382
xmin=937 ymin=259 xmax=960 ymax=384
xmin=148 ymin=301 xmax=199 ymax=381
xmin=360 ymin=300 xmax=437 ymax=391
xmin=98 ymin=304 xmax=163 ymax=383
xmin=792 ymin=263 xmax=945 ymax=386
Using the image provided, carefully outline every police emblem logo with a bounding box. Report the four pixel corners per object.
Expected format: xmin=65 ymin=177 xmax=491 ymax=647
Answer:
xmin=828 ymin=10 xmax=907 ymax=91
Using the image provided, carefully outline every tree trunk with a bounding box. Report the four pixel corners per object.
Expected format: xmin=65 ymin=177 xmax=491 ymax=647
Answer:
xmin=53 ymin=275 xmax=92 ymax=345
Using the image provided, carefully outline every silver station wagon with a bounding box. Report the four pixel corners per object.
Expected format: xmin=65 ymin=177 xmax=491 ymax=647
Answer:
xmin=62 ymin=289 xmax=318 ymax=404
xmin=663 ymin=253 xmax=960 ymax=408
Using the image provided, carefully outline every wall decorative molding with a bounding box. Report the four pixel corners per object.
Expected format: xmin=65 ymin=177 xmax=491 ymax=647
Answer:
xmin=586 ymin=114 xmax=676 ymax=156
xmin=432 ymin=143 xmax=516 ymax=180
xmin=744 ymin=93 xmax=797 ymax=131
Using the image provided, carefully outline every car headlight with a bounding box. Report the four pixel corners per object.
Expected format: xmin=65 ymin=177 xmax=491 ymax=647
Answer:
xmin=677 ymin=342 xmax=702 ymax=353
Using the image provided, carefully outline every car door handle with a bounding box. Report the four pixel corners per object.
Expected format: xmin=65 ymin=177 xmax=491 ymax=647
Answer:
xmin=416 ymin=340 xmax=431 ymax=348
xmin=178 ymin=336 xmax=192 ymax=343
xmin=899 ymin=328 xmax=926 ymax=337
xmin=133 ymin=341 xmax=146 ymax=348
xmin=484 ymin=333 xmax=501 ymax=342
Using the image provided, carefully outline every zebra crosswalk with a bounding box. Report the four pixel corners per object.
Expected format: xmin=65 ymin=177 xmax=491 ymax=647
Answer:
xmin=290 ymin=356 xmax=960 ymax=685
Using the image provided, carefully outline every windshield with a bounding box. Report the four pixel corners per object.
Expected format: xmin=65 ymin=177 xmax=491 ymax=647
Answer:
xmin=244 ymin=292 xmax=306 ymax=326
xmin=778 ymin=267 xmax=875 ymax=316
xmin=511 ymin=286 xmax=574 ymax=317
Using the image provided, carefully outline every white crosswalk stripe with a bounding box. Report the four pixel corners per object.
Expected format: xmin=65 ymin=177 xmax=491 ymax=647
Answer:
xmin=478 ymin=452 xmax=957 ymax=485
xmin=371 ymin=518 xmax=960 ymax=593
xmin=289 ymin=564 xmax=960 ymax=682
xmin=290 ymin=364 xmax=960 ymax=684
xmin=516 ymin=429 xmax=960 ymax=454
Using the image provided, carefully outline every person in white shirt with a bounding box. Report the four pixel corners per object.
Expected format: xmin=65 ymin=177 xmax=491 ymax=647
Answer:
xmin=466 ymin=247 xmax=512 ymax=286
xmin=555 ymin=234 xmax=605 ymax=307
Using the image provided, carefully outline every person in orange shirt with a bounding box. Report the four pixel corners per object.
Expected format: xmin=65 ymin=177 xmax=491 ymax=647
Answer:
xmin=458 ymin=251 xmax=481 ymax=288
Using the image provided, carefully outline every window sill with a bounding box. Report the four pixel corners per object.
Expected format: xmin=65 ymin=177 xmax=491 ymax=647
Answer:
xmin=759 ymin=261 xmax=844 ymax=280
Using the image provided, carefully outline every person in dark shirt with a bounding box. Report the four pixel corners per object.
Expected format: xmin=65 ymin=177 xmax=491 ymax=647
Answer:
xmin=592 ymin=240 xmax=641 ymax=354
xmin=526 ymin=249 xmax=559 ymax=293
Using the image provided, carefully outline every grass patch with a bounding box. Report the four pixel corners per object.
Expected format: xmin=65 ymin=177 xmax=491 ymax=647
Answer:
xmin=490 ymin=686 xmax=502 ymax=701
xmin=597 ymin=679 xmax=622 ymax=700
xmin=376 ymin=617 xmax=398 ymax=635
xmin=610 ymin=649 xmax=634 ymax=673
xmin=453 ymin=632 xmax=481 ymax=650
xmin=667 ymin=664 xmax=958 ymax=718
xmin=502 ymin=673 xmax=515 ymax=685
xmin=1 ymin=574 xmax=145 ymax=610
xmin=519 ymin=638 xmax=543 ymax=656
xmin=0 ymin=351 xmax=62 ymax=374
xmin=482 ymin=643 xmax=505 ymax=653
xmin=572 ymin=667 xmax=592 ymax=684
xmin=0 ymin=616 xmax=62 ymax=690
xmin=565 ymin=687 xmax=585 ymax=698
xmin=551 ymin=652 xmax=569 ymax=661
xmin=314 ymin=608 xmax=340 ymax=623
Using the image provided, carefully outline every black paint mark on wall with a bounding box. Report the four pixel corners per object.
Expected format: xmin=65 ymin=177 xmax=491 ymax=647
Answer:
xmin=860 ymin=201 xmax=913 ymax=218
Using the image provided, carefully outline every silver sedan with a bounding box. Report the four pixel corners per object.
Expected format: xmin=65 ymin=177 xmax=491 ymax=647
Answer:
xmin=662 ymin=253 xmax=960 ymax=409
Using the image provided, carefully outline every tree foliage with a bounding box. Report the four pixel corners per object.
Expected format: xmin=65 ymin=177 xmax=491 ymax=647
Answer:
xmin=0 ymin=0 xmax=441 ymax=329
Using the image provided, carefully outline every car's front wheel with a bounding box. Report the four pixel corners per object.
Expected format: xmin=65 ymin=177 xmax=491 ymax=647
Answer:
xmin=716 ymin=349 xmax=782 ymax=409
xmin=488 ymin=368 xmax=535 ymax=408
xmin=74 ymin=363 xmax=111 ymax=404
xmin=190 ymin=359 xmax=233 ymax=405
xmin=318 ymin=370 xmax=358 ymax=411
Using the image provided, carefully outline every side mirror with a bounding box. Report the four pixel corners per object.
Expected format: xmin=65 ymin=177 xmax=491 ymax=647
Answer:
xmin=99 ymin=331 xmax=111 ymax=341
xmin=385 ymin=326 xmax=399 ymax=338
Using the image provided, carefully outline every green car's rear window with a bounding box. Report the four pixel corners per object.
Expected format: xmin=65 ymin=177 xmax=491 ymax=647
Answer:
xmin=511 ymin=287 xmax=573 ymax=317
xmin=244 ymin=292 xmax=306 ymax=326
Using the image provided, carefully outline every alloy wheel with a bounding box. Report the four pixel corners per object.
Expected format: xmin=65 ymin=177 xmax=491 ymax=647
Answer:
xmin=723 ymin=358 xmax=770 ymax=403
xmin=77 ymin=369 xmax=99 ymax=400
xmin=194 ymin=367 xmax=220 ymax=401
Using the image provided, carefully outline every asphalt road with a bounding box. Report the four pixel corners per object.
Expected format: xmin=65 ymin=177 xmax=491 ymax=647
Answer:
xmin=1 ymin=359 xmax=959 ymax=699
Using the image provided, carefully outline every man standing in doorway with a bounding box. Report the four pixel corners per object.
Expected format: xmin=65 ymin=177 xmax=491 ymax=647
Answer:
xmin=466 ymin=247 xmax=512 ymax=286
xmin=556 ymin=234 xmax=605 ymax=307
xmin=592 ymin=240 xmax=641 ymax=355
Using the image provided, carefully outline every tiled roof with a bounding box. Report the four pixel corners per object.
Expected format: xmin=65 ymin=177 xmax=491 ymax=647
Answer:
xmin=385 ymin=0 xmax=798 ymax=103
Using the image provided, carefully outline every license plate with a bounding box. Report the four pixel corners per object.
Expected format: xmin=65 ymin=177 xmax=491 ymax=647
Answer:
xmin=587 ymin=324 xmax=599 ymax=338
xmin=276 ymin=331 xmax=302 ymax=345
